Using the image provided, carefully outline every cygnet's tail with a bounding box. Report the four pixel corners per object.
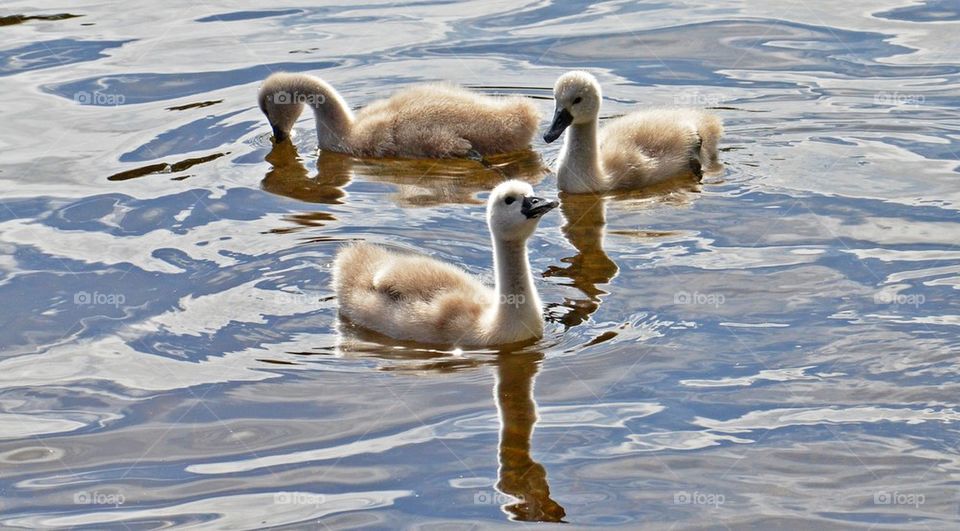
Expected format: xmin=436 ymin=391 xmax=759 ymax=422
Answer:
xmin=332 ymin=243 xmax=389 ymax=312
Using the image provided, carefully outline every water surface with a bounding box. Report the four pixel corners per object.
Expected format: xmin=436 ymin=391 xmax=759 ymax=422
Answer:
xmin=1 ymin=0 xmax=959 ymax=528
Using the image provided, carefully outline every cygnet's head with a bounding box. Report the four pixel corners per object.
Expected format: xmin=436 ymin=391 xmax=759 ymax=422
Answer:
xmin=486 ymin=180 xmax=558 ymax=242
xmin=258 ymin=73 xmax=306 ymax=143
xmin=543 ymin=71 xmax=602 ymax=143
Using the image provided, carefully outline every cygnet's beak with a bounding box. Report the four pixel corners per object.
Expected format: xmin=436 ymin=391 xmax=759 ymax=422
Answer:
xmin=543 ymin=107 xmax=573 ymax=143
xmin=521 ymin=195 xmax=559 ymax=219
xmin=272 ymin=125 xmax=289 ymax=143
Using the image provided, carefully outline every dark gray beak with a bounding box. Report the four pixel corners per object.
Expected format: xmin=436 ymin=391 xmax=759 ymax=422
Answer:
xmin=543 ymin=107 xmax=573 ymax=143
xmin=272 ymin=125 xmax=288 ymax=143
xmin=521 ymin=195 xmax=559 ymax=219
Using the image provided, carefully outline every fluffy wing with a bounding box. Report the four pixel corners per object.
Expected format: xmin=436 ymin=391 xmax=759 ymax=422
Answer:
xmin=332 ymin=243 xmax=492 ymax=342
xmin=351 ymin=84 xmax=540 ymax=158
xmin=601 ymin=108 xmax=721 ymax=189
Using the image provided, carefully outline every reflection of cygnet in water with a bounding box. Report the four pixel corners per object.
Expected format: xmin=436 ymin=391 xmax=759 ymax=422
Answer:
xmin=258 ymin=72 xmax=541 ymax=159
xmin=494 ymin=352 xmax=566 ymax=522
xmin=262 ymin=140 xmax=352 ymax=204
xmin=545 ymin=193 xmax=619 ymax=327
xmin=546 ymin=181 xmax=701 ymax=327
xmin=261 ymin=141 xmax=547 ymax=207
xmin=332 ymin=180 xmax=557 ymax=347
xmin=322 ymin=340 xmax=566 ymax=521
xmin=544 ymin=70 xmax=723 ymax=193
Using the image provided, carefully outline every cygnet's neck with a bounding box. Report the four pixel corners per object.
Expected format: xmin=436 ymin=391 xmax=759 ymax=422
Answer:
xmin=488 ymin=236 xmax=543 ymax=341
xmin=287 ymin=75 xmax=356 ymax=151
xmin=557 ymin=119 xmax=607 ymax=193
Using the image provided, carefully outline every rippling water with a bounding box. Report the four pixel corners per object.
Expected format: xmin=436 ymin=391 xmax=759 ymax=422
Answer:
xmin=2 ymin=0 xmax=959 ymax=528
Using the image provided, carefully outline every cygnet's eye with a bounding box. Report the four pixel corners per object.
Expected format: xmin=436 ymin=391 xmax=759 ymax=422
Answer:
xmin=573 ymin=96 xmax=583 ymax=104
xmin=504 ymin=196 xmax=516 ymax=205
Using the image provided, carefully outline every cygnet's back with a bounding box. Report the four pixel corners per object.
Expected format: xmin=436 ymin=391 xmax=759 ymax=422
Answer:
xmin=601 ymin=108 xmax=723 ymax=189
xmin=350 ymin=84 xmax=541 ymax=158
xmin=333 ymin=243 xmax=494 ymax=345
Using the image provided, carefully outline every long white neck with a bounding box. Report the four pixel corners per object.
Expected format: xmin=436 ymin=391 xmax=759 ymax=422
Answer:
xmin=487 ymin=237 xmax=543 ymax=342
xmin=557 ymin=120 xmax=606 ymax=193
xmin=288 ymin=76 xmax=356 ymax=152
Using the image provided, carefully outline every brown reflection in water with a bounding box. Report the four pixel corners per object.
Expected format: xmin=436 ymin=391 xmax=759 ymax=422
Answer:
xmin=326 ymin=325 xmax=565 ymax=522
xmin=106 ymin=152 xmax=228 ymax=181
xmin=546 ymin=178 xmax=700 ymax=327
xmin=329 ymin=317 xmax=497 ymax=372
xmin=261 ymin=142 xmax=547 ymax=207
xmin=494 ymin=351 xmax=566 ymax=522
xmin=0 ymin=13 xmax=82 ymax=26
xmin=262 ymin=142 xmax=353 ymax=204
xmin=165 ymin=100 xmax=223 ymax=111
xmin=609 ymin=176 xmax=702 ymax=207
xmin=265 ymin=211 xmax=337 ymax=235
xmin=545 ymin=193 xmax=619 ymax=328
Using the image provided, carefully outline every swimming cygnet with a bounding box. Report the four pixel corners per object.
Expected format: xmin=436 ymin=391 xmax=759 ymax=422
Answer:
xmin=543 ymin=71 xmax=723 ymax=193
xmin=332 ymin=180 xmax=558 ymax=346
xmin=259 ymin=72 xmax=541 ymax=159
